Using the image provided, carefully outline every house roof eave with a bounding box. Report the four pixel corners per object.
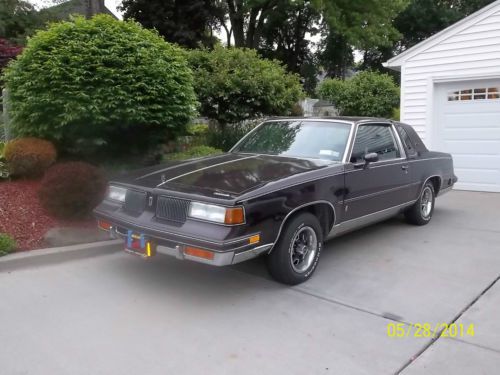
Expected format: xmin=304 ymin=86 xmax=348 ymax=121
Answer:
xmin=384 ymin=0 xmax=500 ymax=69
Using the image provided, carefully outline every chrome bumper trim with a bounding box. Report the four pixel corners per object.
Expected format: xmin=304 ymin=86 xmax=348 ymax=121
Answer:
xmin=105 ymin=226 xmax=272 ymax=266
xmin=232 ymin=244 xmax=273 ymax=264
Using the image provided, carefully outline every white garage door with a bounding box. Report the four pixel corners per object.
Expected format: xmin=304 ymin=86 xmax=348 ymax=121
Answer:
xmin=435 ymin=80 xmax=500 ymax=192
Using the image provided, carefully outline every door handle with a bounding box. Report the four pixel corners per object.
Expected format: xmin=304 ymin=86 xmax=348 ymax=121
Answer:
xmin=401 ymin=165 xmax=409 ymax=170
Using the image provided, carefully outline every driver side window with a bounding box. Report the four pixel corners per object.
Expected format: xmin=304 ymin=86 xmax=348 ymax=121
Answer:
xmin=350 ymin=125 xmax=401 ymax=163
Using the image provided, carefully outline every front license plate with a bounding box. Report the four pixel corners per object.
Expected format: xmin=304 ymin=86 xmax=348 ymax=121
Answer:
xmin=124 ymin=230 xmax=155 ymax=258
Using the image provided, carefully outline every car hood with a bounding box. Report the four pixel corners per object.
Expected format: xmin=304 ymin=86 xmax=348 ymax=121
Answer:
xmin=112 ymin=153 xmax=336 ymax=199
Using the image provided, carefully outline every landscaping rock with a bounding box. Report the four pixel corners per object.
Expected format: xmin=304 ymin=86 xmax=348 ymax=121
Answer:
xmin=43 ymin=227 xmax=110 ymax=247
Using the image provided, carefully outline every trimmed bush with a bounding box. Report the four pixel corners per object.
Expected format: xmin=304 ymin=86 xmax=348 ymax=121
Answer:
xmin=38 ymin=162 xmax=107 ymax=219
xmin=4 ymin=137 xmax=57 ymax=177
xmin=0 ymin=233 xmax=16 ymax=256
xmin=164 ymin=145 xmax=223 ymax=161
xmin=317 ymin=71 xmax=399 ymax=118
xmin=188 ymin=47 xmax=304 ymax=127
xmin=3 ymin=15 xmax=197 ymax=157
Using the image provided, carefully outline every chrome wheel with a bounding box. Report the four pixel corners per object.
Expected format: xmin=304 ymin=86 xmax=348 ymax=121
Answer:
xmin=290 ymin=226 xmax=318 ymax=273
xmin=420 ymin=186 xmax=433 ymax=218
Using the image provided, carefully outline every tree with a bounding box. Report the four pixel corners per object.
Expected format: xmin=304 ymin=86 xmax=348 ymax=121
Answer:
xmin=188 ymin=46 xmax=304 ymax=127
xmin=0 ymin=0 xmax=42 ymax=45
xmin=120 ymin=0 xmax=219 ymax=48
xmin=258 ymin=0 xmax=320 ymax=74
xmin=4 ymin=15 xmax=197 ymax=156
xmin=317 ymin=26 xmax=354 ymax=79
xmin=223 ymin=0 xmax=407 ymax=50
xmin=317 ymin=71 xmax=399 ymax=118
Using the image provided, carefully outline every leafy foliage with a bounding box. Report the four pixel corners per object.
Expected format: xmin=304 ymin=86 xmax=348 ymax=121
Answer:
xmin=3 ymin=15 xmax=197 ymax=157
xmin=0 ymin=233 xmax=16 ymax=255
xmin=164 ymin=145 xmax=223 ymax=161
xmin=38 ymin=161 xmax=107 ymax=219
xmin=0 ymin=0 xmax=42 ymax=45
xmin=188 ymin=47 xmax=303 ymax=126
xmin=4 ymin=137 xmax=57 ymax=177
xmin=0 ymin=141 xmax=7 ymax=179
xmin=318 ymin=71 xmax=399 ymax=118
xmin=121 ymin=0 xmax=218 ymax=48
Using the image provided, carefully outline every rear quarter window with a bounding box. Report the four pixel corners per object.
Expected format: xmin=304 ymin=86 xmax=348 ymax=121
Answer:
xmin=396 ymin=126 xmax=417 ymax=157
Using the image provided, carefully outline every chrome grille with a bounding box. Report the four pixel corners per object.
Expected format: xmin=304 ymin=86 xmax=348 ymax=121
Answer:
xmin=156 ymin=196 xmax=189 ymax=223
xmin=124 ymin=190 xmax=147 ymax=215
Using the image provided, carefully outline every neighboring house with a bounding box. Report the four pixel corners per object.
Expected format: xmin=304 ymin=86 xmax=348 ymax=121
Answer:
xmin=313 ymin=100 xmax=337 ymax=117
xmin=299 ymin=98 xmax=337 ymax=117
xmin=41 ymin=0 xmax=118 ymax=20
xmin=384 ymin=0 xmax=500 ymax=193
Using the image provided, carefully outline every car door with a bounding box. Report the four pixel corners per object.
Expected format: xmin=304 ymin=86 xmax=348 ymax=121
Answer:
xmin=342 ymin=123 xmax=411 ymax=221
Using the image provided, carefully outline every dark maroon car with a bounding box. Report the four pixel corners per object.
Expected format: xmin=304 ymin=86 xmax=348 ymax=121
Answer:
xmin=94 ymin=117 xmax=457 ymax=285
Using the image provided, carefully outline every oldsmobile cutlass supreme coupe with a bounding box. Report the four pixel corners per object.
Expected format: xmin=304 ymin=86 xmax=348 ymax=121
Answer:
xmin=94 ymin=117 xmax=457 ymax=285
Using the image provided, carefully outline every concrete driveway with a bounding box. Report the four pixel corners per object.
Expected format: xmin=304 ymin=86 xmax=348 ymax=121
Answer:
xmin=1 ymin=191 xmax=499 ymax=374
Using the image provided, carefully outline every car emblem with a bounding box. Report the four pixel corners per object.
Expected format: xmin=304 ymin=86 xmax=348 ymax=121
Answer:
xmin=161 ymin=174 xmax=167 ymax=183
xmin=148 ymin=196 xmax=154 ymax=206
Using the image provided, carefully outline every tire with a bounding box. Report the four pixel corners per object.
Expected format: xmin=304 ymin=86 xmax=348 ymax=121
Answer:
xmin=404 ymin=182 xmax=435 ymax=226
xmin=267 ymin=212 xmax=323 ymax=285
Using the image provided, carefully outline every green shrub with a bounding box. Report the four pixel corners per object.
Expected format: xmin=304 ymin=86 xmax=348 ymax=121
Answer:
xmin=392 ymin=107 xmax=400 ymax=121
xmin=4 ymin=15 xmax=197 ymax=157
xmin=0 ymin=141 xmax=7 ymax=179
xmin=205 ymin=121 xmax=259 ymax=152
xmin=0 ymin=233 xmax=16 ymax=256
xmin=164 ymin=145 xmax=223 ymax=161
xmin=317 ymin=71 xmax=399 ymax=118
xmin=4 ymin=137 xmax=57 ymax=177
xmin=38 ymin=162 xmax=107 ymax=219
xmin=186 ymin=123 xmax=209 ymax=137
xmin=188 ymin=47 xmax=304 ymax=127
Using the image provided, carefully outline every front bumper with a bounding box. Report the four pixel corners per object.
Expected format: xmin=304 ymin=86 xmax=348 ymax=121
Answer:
xmin=97 ymin=218 xmax=273 ymax=266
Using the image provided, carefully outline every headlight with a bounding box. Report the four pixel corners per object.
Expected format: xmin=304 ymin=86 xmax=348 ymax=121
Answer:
xmin=108 ymin=185 xmax=127 ymax=203
xmin=188 ymin=202 xmax=245 ymax=225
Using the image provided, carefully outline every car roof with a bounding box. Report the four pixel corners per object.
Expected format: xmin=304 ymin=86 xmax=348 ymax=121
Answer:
xmin=266 ymin=116 xmax=392 ymax=124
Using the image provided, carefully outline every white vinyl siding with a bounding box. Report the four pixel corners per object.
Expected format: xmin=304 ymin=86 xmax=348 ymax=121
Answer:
xmin=400 ymin=7 xmax=500 ymax=145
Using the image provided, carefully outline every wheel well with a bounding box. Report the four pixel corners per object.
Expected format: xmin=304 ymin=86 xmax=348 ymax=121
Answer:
xmin=288 ymin=203 xmax=335 ymax=238
xmin=428 ymin=176 xmax=441 ymax=195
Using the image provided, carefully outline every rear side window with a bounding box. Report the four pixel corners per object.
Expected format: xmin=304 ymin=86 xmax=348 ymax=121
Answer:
xmin=396 ymin=126 xmax=417 ymax=157
xmin=350 ymin=125 xmax=400 ymax=163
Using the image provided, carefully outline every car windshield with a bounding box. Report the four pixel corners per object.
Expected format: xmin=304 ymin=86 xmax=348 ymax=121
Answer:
xmin=232 ymin=120 xmax=352 ymax=161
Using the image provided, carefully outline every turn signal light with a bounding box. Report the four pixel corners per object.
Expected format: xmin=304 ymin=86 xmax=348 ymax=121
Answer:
xmin=98 ymin=220 xmax=112 ymax=231
xmin=184 ymin=246 xmax=215 ymax=260
xmin=249 ymin=234 xmax=260 ymax=244
xmin=224 ymin=207 xmax=245 ymax=225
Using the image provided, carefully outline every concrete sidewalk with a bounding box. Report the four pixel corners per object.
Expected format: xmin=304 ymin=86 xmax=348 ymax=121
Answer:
xmin=0 ymin=191 xmax=499 ymax=374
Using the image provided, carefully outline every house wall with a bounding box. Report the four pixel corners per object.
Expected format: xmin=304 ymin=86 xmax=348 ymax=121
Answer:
xmin=400 ymin=4 xmax=500 ymax=146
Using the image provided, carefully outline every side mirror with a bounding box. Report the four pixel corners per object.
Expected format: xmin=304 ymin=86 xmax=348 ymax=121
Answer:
xmin=363 ymin=152 xmax=379 ymax=165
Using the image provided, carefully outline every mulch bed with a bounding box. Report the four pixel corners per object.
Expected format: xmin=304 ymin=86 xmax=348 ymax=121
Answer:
xmin=0 ymin=179 xmax=95 ymax=251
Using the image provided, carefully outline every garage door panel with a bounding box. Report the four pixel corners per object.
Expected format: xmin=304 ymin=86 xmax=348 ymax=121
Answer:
xmin=443 ymin=112 xmax=500 ymax=128
xmin=455 ymin=168 xmax=499 ymax=184
xmin=436 ymin=79 xmax=500 ymax=192
xmin=442 ymin=127 xmax=500 ymax=140
xmin=453 ymin=155 xmax=500 ymax=169
xmin=443 ymin=140 xmax=500 ymax=154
